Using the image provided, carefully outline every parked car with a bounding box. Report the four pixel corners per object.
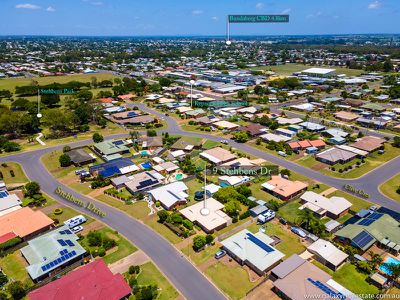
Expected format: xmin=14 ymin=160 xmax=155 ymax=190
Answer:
xmin=278 ymin=151 xmax=287 ymax=157
xmin=279 ymin=217 xmax=287 ymax=225
xmin=291 ymin=227 xmax=307 ymax=238
xmin=369 ymin=206 xmax=378 ymax=211
xmin=220 ymin=139 xmax=228 ymax=144
xmin=214 ymin=250 xmax=226 ymax=259
xmin=71 ymin=225 xmax=83 ymax=233
xmin=257 ymin=209 xmax=275 ymax=224
xmin=64 ymin=215 xmax=87 ymax=229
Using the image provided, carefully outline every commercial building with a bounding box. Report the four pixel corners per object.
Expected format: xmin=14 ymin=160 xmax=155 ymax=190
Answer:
xmin=180 ymin=198 xmax=231 ymax=233
xmin=261 ymin=176 xmax=308 ymax=201
xmin=21 ymin=226 xmax=87 ymax=281
xmin=221 ymin=229 xmax=285 ymax=275
xmin=300 ymin=191 xmax=352 ymax=219
xmin=300 ymin=67 xmax=336 ymax=78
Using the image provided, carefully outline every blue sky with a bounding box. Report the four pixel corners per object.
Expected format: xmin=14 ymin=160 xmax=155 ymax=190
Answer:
xmin=0 ymin=0 xmax=399 ymax=36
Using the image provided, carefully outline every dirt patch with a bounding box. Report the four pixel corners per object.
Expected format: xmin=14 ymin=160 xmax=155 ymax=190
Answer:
xmin=311 ymin=163 xmax=328 ymax=171
xmin=87 ymin=186 xmax=109 ymax=198
xmin=39 ymin=203 xmax=66 ymax=214
xmin=198 ymin=257 xmax=218 ymax=272
xmin=320 ymin=187 xmax=337 ymax=196
xmin=108 ymin=250 xmax=150 ymax=274
xmin=81 ymin=220 xmax=104 ymax=235
xmin=245 ymin=279 xmax=280 ymax=300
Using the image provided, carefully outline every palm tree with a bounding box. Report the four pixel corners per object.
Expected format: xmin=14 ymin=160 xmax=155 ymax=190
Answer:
xmin=368 ymin=251 xmax=383 ymax=268
xmin=297 ymin=209 xmax=315 ymax=231
xmin=382 ymin=263 xmax=400 ymax=281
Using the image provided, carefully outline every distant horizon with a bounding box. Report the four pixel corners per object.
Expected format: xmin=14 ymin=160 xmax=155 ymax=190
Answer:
xmin=0 ymin=33 xmax=399 ymax=38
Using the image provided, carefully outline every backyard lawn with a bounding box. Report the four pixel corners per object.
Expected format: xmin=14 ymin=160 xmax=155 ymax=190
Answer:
xmin=277 ymin=200 xmax=302 ymax=223
xmin=79 ymin=227 xmax=137 ymax=264
xmin=133 ymin=262 xmax=179 ymax=300
xmin=205 ymin=261 xmax=257 ymax=300
xmin=0 ymin=251 xmax=34 ymax=288
xmin=0 ymin=162 xmax=28 ymax=185
xmin=96 ymin=194 xmax=150 ymax=220
xmin=333 ymin=263 xmax=379 ymax=295
xmin=379 ymin=172 xmax=400 ymax=203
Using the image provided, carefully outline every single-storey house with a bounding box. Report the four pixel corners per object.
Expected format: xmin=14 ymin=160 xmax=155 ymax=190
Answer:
xmin=300 ymin=191 xmax=352 ymax=219
xmin=200 ymin=147 xmax=236 ymax=165
xmin=316 ymin=147 xmax=357 ymax=165
xmin=66 ymin=149 xmax=96 ymax=166
xmin=307 ymin=239 xmax=348 ymax=271
xmin=261 ymin=175 xmax=308 ymax=201
xmin=148 ymin=181 xmax=188 ymax=210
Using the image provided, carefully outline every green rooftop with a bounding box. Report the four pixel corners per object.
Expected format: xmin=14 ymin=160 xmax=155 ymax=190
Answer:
xmin=361 ymin=103 xmax=385 ymax=111
xmin=94 ymin=139 xmax=130 ymax=155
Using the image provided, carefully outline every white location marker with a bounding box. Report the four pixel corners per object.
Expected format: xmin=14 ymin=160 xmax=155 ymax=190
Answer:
xmin=37 ymin=113 xmax=42 ymax=118
xmin=226 ymin=40 xmax=232 ymax=45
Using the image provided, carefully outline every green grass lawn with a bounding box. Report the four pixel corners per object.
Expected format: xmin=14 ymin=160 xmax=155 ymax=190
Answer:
xmin=0 ymin=251 xmax=34 ymax=288
xmin=277 ymin=200 xmax=302 ymax=223
xmin=332 ymin=263 xmax=379 ymax=295
xmin=96 ymin=194 xmax=150 ymax=220
xmin=205 ymin=261 xmax=257 ymax=300
xmin=41 ymin=150 xmax=79 ymax=178
xmin=202 ymin=140 xmax=221 ymax=149
xmin=181 ymin=242 xmax=220 ymax=265
xmin=250 ymin=63 xmax=364 ymax=77
xmin=143 ymin=215 xmax=182 ymax=244
xmin=80 ymin=227 xmax=137 ymax=265
xmin=247 ymin=221 xmax=306 ymax=258
xmin=0 ymin=162 xmax=28 ymax=185
xmin=47 ymin=206 xmax=93 ymax=224
xmin=69 ymin=182 xmax=93 ymax=195
xmin=328 ymin=190 xmax=372 ymax=212
xmin=132 ymin=262 xmax=179 ymax=300
xmin=379 ymin=172 xmax=400 ymax=203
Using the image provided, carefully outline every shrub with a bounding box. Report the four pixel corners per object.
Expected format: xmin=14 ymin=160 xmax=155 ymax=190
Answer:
xmin=102 ymin=236 xmax=117 ymax=250
xmin=157 ymin=210 xmax=169 ymax=223
xmin=98 ymin=247 xmax=106 ymax=257
xmin=63 ymin=146 xmax=71 ymax=153
xmin=182 ymin=219 xmax=193 ymax=230
xmin=128 ymin=277 xmax=138 ymax=288
xmin=53 ymin=208 xmax=63 ymax=215
xmin=155 ymin=201 xmax=161 ymax=207
xmin=193 ymin=235 xmax=207 ymax=251
xmin=24 ymin=182 xmax=40 ymax=197
xmin=170 ymin=213 xmax=183 ymax=224
xmin=396 ymin=186 xmax=400 ymax=195
xmin=7 ymin=281 xmax=25 ymax=300
xmin=0 ymin=237 xmax=22 ymax=251
xmin=129 ymin=265 xmax=140 ymax=274
xmin=239 ymin=210 xmax=251 ymax=220
xmin=92 ymin=133 xmax=104 ymax=143
xmin=0 ymin=273 xmax=8 ymax=287
xmin=205 ymin=234 xmax=214 ymax=244
xmin=9 ymin=170 xmax=15 ymax=177
xmin=87 ymin=231 xmax=102 ymax=247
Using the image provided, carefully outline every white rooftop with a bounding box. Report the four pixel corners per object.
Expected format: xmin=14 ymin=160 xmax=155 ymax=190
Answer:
xmin=307 ymin=239 xmax=348 ymax=268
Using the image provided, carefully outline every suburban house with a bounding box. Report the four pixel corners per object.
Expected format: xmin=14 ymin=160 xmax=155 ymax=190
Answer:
xmin=300 ymin=191 xmax=352 ymax=219
xmin=260 ymin=133 xmax=291 ymax=143
xmin=218 ymin=175 xmax=250 ymax=187
xmin=316 ymin=147 xmax=358 ymax=165
xmin=299 ymin=122 xmax=326 ymax=132
xmin=0 ymin=207 xmax=54 ymax=241
xmin=138 ymin=136 xmax=163 ymax=150
xmin=93 ymin=139 xmax=131 ymax=156
xmin=261 ymin=176 xmax=308 ymax=201
xmin=307 ymin=239 xmax=348 ymax=271
xmin=0 ymin=184 xmax=22 ymax=216
xmin=28 ymin=259 xmax=131 ymax=300
xmin=89 ymin=158 xmax=139 ymax=178
xmin=21 ymin=226 xmax=87 ymax=281
xmin=351 ymin=136 xmax=385 ymax=153
xmin=270 ymin=254 xmax=359 ymax=300
xmin=66 ymin=149 xmax=96 ymax=166
xmin=200 ymin=147 xmax=237 ymax=165
xmin=335 ymin=213 xmax=400 ymax=253
xmin=275 ymin=128 xmax=297 ymax=139
xmin=334 ymin=111 xmax=360 ymax=122
xmin=152 ymin=161 xmax=179 ymax=174
xmin=124 ymin=170 xmax=165 ymax=194
xmin=221 ymin=229 xmax=285 ymax=275
xmin=180 ymin=198 xmax=232 ymax=233
xmin=287 ymin=140 xmax=326 ymax=152
xmin=147 ymin=181 xmax=189 ymax=210
xmin=171 ymin=137 xmax=203 ymax=152
xmin=237 ymin=124 xmax=267 ymax=137
xmin=213 ymin=120 xmax=240 ymax=131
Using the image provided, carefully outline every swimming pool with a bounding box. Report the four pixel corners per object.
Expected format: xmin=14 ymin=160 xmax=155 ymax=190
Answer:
xmin=379 ymin=257 xmax=400 ymax=275
xmin=175 ymin=173 xmax=183 ymax=181
xmin=141 ymin=162 xmax=152 ymax=169
xmin=140 ymin=150 xmax=149 ymax=156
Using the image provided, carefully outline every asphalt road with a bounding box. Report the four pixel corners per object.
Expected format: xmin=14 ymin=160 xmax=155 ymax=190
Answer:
xmin=0 ymin=145 xmax=226 ymax=300
xmin=0 ymin=101 xmax=399 ymax=299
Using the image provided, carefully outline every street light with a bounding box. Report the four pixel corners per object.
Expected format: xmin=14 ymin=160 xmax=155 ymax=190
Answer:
xmin=37 ymin=89 xmax=42 ymax=118
xmin=189 ymin=79 xmax=195 ymax=108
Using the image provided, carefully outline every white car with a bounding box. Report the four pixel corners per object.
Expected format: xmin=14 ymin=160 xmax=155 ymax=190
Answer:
xmin=71 ymin=225 xmax=83 ymax=234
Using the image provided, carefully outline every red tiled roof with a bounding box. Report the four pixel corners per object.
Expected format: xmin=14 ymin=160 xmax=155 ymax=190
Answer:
xmin=28 ymin=260 xmax=131 ymax=300
xmin=0 ymin=232 xmax=17 ymax=244
xmin=288 ymin=142 xmax=300 ymax=149
xmin=99 ymin=98 xmax=113 ymax=103
xmin=309 ymin=140 xmax=326 ymax=147
xmin=298 ymin=140 xmax=312 ymax=148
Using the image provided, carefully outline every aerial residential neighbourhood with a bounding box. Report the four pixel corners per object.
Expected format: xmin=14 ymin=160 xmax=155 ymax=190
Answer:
xmin=0 ymin=1 xmax=400 ymax=300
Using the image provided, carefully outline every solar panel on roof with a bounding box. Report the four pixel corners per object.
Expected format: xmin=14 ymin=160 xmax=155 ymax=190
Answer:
xmin=369 ymin=212 xmax=383 ymax=220
xmin=113 ymin=140 xmax=124 ymax=145
xmin=245 ymin=233 xmax=275 ymax=253
xmin=358 ymin=219 xmax=375 ymax=226
xmin=65 ymin=240 xmax=74 ymax=247
xmin=57 ymin=239 xmax=67 ymax=246
xmin=41 ymin=265 xmax=47 ymax=271
xmin=352 ymin=230 xmax=375 ymax=249
xmin=307 ymin=278 xmax=345 ymax=299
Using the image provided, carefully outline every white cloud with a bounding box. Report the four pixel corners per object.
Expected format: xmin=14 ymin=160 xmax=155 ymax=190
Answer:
xmin=307 ymin=11 xmax=322 ymax=18
xmin=368 ymin=0 xmax=381 ymax=9
xmin=211 ymin=16 xmax=219 ymax=21
xmin=46 ymin=6 xmax=55 ymax=12
xmin=281 ymin=8 xmax=291 ymax=14
xmin=15 ymin=3 xmax=41 ymax=9
xmin=192 ymin=10 xmax=204 ymax=15
xmin=91 ymin=1 xmax=103 ymax=5
xmin=255 ymin=2 xmax=265 ymax=9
